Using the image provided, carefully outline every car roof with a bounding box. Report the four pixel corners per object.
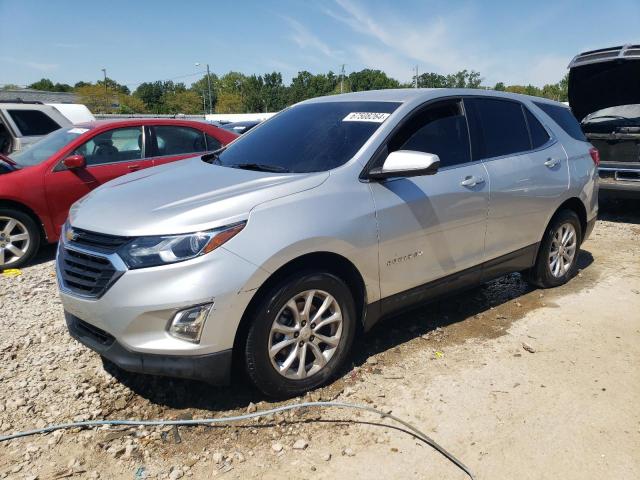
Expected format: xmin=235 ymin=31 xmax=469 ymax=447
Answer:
xmin=300 ymin=88 xmax=567 ymax=108
xmin=73 ymin=118 xmax=213 ymax=129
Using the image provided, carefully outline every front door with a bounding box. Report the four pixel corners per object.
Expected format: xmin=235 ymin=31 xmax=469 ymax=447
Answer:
xmin=44 ymin=126 xmax=153 ymax=235
xmin=369 ymin=99 xmax=490 ymax=306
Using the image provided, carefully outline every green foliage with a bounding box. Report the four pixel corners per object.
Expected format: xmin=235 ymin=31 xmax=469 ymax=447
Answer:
xmin=27 ymin=78 xmax=72 ymax=92
xmin=23 ymin=69 xmax=572 ymax=114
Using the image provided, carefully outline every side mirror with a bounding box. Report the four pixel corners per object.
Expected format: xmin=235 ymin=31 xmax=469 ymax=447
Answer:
xmin=63 ymin=154 xmax=86 ymax=169
xmin=368 ymin=150 xmax=440 ymax=180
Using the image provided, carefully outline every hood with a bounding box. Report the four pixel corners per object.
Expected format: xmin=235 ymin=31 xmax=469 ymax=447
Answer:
xmin=70 ymin=157 xmax=329 ymax=236
xmin=568 ymin=45 xmax=640 ymax=122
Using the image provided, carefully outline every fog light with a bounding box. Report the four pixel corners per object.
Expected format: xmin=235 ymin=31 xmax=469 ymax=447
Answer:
xmin=168 ymin=303 xmax=213 ymax=343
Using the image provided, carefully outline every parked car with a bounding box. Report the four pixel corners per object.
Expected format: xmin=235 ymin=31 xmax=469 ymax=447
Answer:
xmin=0 ymin=100 xmax=94 ymax=155
xmin=0 ymin=119 xmax=237 ymax=268
xmin=568 ymin=44 xmax=640 ymax=198
xmin=221 ymin=120 xmax=261 ymax=135
xmin=58 ymin=89 xmax=598 ymax=397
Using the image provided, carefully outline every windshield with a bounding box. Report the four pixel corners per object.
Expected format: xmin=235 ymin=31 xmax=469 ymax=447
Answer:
xmin=213 ymin=101 xmax=400 ymax=173
xmin=9 ymin=127 xmax=90 ymax=166
xmin=583 ymin=104 xmax=640 ymax=124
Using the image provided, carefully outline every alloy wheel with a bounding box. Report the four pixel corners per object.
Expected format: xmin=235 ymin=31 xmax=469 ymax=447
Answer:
xmin=548 ymin=222 xmax=577 ymax=278
xmin=0 ymin=216 xmax=30 ymax=267
xmin=268 ymin=289 xmax=343 ymax=380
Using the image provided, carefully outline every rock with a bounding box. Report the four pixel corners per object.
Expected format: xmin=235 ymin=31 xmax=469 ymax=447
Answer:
xmin=246 ymin=402 xmax=257 ymax=413
xmin=322 ymin=453 xmax=332 ymax=461
xmin=366 ymin=357 xmax=378 ymax=366
xmin=522 ymin=342 xmax=536 ymax=353
xmin=272 ymin=443 xmax=283 ymax=453
xmin=292 ymin=439 xmax=308 ymax=450
xmin=342 ymin=448 xmax=355 ymax=457
xmin=169 ymin=468 xmax=184 ymax=480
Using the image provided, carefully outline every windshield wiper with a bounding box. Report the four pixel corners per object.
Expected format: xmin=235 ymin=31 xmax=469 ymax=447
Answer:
xmin=228 ymin=163 xmax=290 ymax=173
xmin=202 ymin=148 xmax=226 ymax=164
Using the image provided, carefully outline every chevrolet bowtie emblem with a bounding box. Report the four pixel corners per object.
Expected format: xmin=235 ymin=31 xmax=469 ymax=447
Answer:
xmin=65 ymin=228 xmax=77 ymax=242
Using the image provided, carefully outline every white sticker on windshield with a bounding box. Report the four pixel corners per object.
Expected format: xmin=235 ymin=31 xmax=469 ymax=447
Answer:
xmin=343 ymin=112 xmax=390 ymax=123
xmin=68 ymin=128 xmax=89 ymax=134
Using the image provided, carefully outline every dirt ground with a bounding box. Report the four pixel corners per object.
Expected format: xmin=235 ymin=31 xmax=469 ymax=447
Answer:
xmin=1 ymin=201 xmax=639 ymax=480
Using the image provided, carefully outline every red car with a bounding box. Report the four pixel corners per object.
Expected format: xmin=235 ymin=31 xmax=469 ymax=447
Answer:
xmin=0 ymin=119 xmax=237 ymax=268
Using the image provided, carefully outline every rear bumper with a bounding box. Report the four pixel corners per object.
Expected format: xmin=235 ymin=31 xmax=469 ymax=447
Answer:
xmin=598 ymin=166 xmax=640 ymax=199
xmin=66 ymin=312 xmax=232 ymax=384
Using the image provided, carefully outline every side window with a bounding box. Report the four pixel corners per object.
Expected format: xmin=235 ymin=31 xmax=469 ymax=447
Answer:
xmin=465 ymin=98 xmax=531 ymax=160
xmin=206 ymin=134 xmax=222 ymax=151
xmin=75 ymin=127 xmax=143 ymax=166
xmin=524 ymin=107 xmax=550 ymax=149
xmin=7 ymin=109 xmax=61 ymax=136
xmin=534 ymin=102 xmax=587 ymax=141
xmin=152 ymin=126 xmax=206 ymax=156
xmin=388 ymin=100 xmax=471 ymax=168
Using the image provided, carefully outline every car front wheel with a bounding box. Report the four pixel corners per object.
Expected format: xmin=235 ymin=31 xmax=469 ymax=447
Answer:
xmin=0 ymin=209 xmax=40 ymax=269
xmin=244 ymin=271 xmax=356 ymax=398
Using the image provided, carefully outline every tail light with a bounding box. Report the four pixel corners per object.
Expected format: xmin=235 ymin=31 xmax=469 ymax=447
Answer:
xmin=589 ymin=147 xmax=600 ymax=167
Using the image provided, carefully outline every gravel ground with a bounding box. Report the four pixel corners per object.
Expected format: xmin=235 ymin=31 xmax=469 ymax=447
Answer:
xmin=1 ymin=202 xmax=639 ymax=479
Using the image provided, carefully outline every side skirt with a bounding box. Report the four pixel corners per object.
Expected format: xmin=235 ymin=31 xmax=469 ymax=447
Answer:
xmin=363 ymin=243 xmax=539 ymax=331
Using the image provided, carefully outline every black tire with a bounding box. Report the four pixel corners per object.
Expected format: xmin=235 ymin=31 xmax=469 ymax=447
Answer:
xmin=525 ymin=209 xmax=582 ymax=288
xmin=244 ymin=271 xmax=357 ymax=398
xmin=0 ymin=208 xmax=40 ymax=269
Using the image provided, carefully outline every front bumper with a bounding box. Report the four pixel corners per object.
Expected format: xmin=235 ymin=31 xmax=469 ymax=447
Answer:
xmin=66 ymin=312 xmax=232 ymax=384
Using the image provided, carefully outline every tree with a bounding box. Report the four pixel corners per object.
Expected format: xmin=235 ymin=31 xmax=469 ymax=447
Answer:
xmin=96 ymin=77 xmax=130 ymax=95
xmin=348 ymin=69 xmax=399 ymax=91
xmin=417 ymin=72 xmax=448 ymax=88
xmin=164 ymin=90 xmax=202 ymax=114
xmin=27 ymin=78 xmax=55 ymax=91
xmin=493 ymin=82 xmax=506 ymax=91
xmin=74 ymin=81 xmax=92 ymax=89
xmin=75 ymin=84 xmax=119 ymax=113
xmin=1 ymin=84 xmax=21 ymax=90
xmin=190 ymin=74 xmax=219 ymax=112
xmin=118 ymin=95 xmax=147 ymax=114
xmin=216 ymin=91 xmax=243 ymax=113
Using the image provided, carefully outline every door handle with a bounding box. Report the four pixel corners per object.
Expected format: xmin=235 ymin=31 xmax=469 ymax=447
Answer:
xmin=460 ymin=176 xmax=485 ymax=187
xmin=544 ymin=158 xmax=560 ymax=168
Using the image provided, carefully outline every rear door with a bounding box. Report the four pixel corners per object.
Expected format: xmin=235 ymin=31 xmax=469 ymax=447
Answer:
xmin=44 ymin=125 xmax=154 ymax=234
xmin=370 ymin=98 xmax=490 ymax=303
xmin=148 ymin=125 xmax=208 ymax=167
xmin=465 ymin=97 xmax=569 ymax=262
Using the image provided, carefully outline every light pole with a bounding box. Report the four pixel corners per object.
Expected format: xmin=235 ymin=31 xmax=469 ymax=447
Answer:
xmin=101 ymin=68 xmax=108 ymax=112
xmin=195 ymin=62 xmax=213 ymax=115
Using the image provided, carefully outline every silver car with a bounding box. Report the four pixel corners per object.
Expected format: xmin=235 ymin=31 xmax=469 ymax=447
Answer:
xmin=57 ymin=89 xmax=598 ymax=397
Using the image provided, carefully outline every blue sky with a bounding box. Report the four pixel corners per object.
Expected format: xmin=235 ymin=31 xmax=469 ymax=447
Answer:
xmin=1 ymin=0 xmax=639 ymax=89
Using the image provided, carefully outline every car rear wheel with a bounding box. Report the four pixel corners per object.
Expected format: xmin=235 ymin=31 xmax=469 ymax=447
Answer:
xmin=525 ymin=209 xmax=582 ymax=288
xmin=244 ymin=271 xmax=356 ymax=398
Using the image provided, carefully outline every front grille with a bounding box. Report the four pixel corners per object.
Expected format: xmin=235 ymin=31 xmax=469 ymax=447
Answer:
xmin=70 ymin=228 xmax=130 ymax=253
xmin=59 ymin=247 xmax=121 ymax=297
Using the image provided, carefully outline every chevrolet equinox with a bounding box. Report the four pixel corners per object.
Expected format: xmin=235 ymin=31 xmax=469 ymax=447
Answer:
xmin=58 ymin=89 xmax=598 ymax=397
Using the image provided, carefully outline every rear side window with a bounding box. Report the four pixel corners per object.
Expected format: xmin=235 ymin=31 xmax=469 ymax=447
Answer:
xmin=534 ymin=102 xmax=587 ymax=141
xmin=524 ymin=108 xmax=551 ymax=149
xmin=152 ymin=126 xmax=206 ymax=156
xmin=465 ymin=98 xmax=531 ymax=160
xmin=389 ymin=100 xmax=471 ymax=168
xmin=7 ymin=109 xmax=61 ymax=136
xmin=205 ymin=134 xmax=222 ymax=151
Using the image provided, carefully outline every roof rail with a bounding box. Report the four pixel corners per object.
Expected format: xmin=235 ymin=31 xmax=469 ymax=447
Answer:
xmin=568 ymin=44 xmax=640 ymax=68
xmin=0 ymin=99 xmax=45 ymax=105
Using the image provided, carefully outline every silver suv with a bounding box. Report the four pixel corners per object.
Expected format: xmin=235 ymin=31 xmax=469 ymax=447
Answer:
xmin=58 ymin=89 xmax=598 ymax=397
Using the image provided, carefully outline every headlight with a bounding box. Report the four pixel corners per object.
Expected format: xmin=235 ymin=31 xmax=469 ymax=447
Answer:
xmin=118 ymin=222 xmax=245 ymax=269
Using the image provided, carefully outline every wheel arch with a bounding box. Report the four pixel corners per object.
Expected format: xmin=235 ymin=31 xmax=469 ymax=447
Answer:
xmin=0 ymin=199 xmax=47 ymax=242
xmin=554 ymin=197 xmax=587 ymax=238
xmin=232 ymin=251 xmax=367 ymax=367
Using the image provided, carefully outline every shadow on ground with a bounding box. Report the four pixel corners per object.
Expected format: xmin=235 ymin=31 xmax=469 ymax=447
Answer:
xmin=104 ymin=249 xmax=595 ymax=413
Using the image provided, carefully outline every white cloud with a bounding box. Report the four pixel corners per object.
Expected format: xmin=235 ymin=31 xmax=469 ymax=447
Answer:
xmin=281 ymin=16 xmax=338 ymax=59
xmin=0 ymin=56 xmax=59 ymax=72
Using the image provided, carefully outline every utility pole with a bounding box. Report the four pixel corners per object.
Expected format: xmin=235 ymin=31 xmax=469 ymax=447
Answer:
xmin=196 ymin=62 xmax=214 ymax=115
xmin=101 ymin=68 xmax=108 ymax=112
xmin=414 ymin=65 xmax=419 ymax=88
xmin=340 ymin=64 xmax=346 ymax=93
